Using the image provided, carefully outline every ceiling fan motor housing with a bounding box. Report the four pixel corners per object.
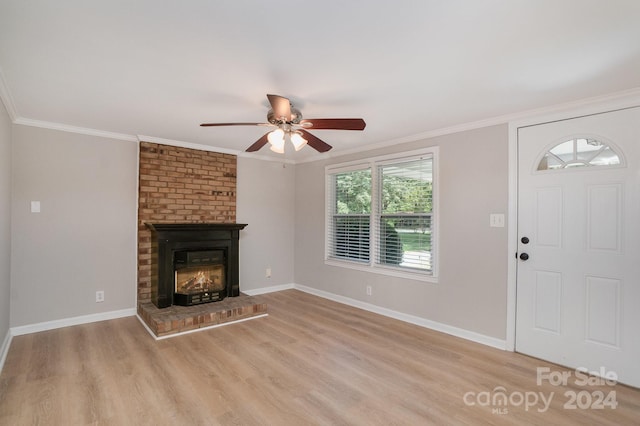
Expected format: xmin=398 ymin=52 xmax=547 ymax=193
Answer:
xmin=267 ymin=107 xmax=302 ymax=125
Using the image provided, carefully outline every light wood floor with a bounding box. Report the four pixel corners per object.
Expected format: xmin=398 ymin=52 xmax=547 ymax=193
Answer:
xmin=1 ymin=289 xmax=639 ymax=425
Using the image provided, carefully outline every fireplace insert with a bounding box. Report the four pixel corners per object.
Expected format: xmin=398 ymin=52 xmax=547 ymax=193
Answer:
xmin=174 ymin=249 xmax=226 ymax=306
xmin=146 ymin=223 xmax=247 ymax=309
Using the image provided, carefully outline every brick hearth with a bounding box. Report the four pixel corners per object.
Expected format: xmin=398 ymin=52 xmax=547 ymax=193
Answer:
xmin=138 ymin=293 xmax=267 ymax=338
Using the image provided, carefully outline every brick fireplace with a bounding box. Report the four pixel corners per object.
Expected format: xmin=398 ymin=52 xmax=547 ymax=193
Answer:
xmin=136 ymin=142 xmax=266 ymax=337
xmin=137 ymin=142 xmax=237 ymax=304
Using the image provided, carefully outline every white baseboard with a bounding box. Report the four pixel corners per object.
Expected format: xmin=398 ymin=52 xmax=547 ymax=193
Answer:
xmin=294 ymin=284 xmax=507 ymax=350
xmin=242 ymin=283 xmax=295 ymax=296
xmin=0 ymin=330 xmax=12 ymax=373
xmin=10 ymin=308 xmax=136 ymax=337
xmin=4 ymin=282 xmax=506 ymax=354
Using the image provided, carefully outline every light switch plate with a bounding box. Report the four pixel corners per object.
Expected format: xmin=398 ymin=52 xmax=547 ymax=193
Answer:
xmin=30 ymin=201 xmax=41 ymax=213
xmin=490 ymin=213 xmax=505 ymax=228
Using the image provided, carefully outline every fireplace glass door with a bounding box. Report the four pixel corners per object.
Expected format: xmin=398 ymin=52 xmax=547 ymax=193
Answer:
xmin=173 ymin=250 xmax=226 ymax=305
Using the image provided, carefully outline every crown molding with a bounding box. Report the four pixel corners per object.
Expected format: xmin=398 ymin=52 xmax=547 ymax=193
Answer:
xmin=294 ymin=86 xmax=640 ymax=165
xmin=0 ymin=68 xmax=18 ymax=121
xmin=507 ymin=87 xmax=640 ymax=129
xmin=14 ymin=117 xmax=138 ymax=142
xmin=137 ymin=134 xmax=242 ymax=155
xmin=5 ymin=83 xmax=640 ymax=165
xmin=137 ymin=134 xmax=297 ymax=164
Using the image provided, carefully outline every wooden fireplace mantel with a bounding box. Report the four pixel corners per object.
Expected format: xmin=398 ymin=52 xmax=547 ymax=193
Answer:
xmin=146 ymin=223 xmax=247 ymax=233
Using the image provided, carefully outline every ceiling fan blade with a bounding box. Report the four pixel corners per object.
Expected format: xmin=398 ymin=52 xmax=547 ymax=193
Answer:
xmin=299 ymin=118 xmax=366 ymax=130
xmin=299 ymin=129 xmax=332 ymax=153
xmin=200 ymin=122 xmax=266 ymax=127
xmin=266 ymin=94 xmax=292 ymax=121
xmin=245 ymin=133 xmax=270 ymax=152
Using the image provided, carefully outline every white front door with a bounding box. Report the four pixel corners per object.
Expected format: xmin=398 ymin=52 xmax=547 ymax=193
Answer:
xmin=516 ymin=107 xmax=640 ymax=387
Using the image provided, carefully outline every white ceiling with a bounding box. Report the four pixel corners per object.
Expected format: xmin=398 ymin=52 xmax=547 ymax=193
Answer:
xmin=1 ymin=0 xmax=640 ymax=162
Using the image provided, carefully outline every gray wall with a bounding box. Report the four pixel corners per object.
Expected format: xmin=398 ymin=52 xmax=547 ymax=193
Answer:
xmin=8 ymin=126 xmax=296 ymax=327
xmin=294 ymin=125 xmax=509 ymax=340
xmin=10 ymin=126 xmax=139 ymax=326
xmin=7 ymin=120 xmax=508 ymax=342
xmin=0 ymin=100 xmax=11 ymax=340
xmin=237 ymin=157 xmax=295 ymax=290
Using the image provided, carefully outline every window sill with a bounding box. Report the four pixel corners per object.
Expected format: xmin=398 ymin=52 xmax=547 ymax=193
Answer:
xmin=324 ymin=259 xmax=438 ymax=283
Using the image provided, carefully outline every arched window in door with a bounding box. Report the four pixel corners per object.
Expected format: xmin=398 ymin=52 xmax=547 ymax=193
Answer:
xmin=536 ymin=137 xmax=623 ymax=171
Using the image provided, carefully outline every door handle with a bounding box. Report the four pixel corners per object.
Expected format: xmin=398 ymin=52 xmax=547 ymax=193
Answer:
xmin=519 ymin=253 xmax=529 ymax=261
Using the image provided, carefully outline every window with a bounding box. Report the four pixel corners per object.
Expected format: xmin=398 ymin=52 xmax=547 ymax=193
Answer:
xmin=331 ymin=168 xmax=371 ymax=263
xmin=326 ymin=149 xmax=437 ymax=280
xmin=377 ymin=158 xmax=433 ymax=270
xmin=537 ymin=137 xmax=622 ymax=171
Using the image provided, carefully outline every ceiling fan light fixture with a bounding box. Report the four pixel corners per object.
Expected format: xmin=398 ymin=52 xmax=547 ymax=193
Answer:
xmin=268 ymin=128 xmax=285 ymax=153
xmin=269 ymin=142 xmax=285 ymax=154
xmin=201 ymin=94 xmax=364 ymax=154
xmin=290 ymin=131 xmax=308 ymax=151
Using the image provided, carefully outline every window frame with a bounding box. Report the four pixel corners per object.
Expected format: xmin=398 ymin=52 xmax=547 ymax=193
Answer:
xmin=325 ymin=148 xmax=439 ymax=282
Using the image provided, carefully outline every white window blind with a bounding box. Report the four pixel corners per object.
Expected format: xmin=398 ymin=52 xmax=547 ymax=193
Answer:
xmin=375 ymin=157 xmax=433 ymax=271
xmin=327 ymin=168 xmax=371 ymax=263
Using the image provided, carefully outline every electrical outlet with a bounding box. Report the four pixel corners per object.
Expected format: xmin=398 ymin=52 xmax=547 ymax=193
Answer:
xmin=96 ymin=290 xmax=105 ymax=303
xmin=266 ymin=267 xmax=271 ymax=278
xmin=366 ymin=285 xmax=372 ymax=296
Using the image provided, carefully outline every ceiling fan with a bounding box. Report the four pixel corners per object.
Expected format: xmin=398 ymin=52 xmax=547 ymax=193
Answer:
xmin=200 ymin=94 xmax=366 ymax=153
